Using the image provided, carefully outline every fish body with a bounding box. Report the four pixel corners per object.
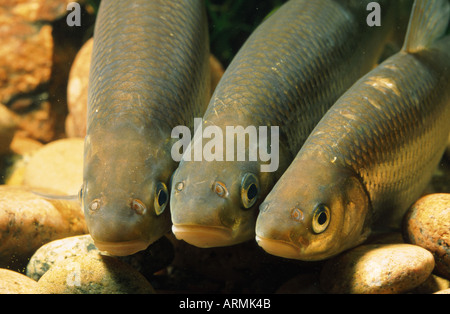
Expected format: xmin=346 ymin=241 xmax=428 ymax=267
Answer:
xmin=256 ymin=0 xmax=450 ymax=261
xmin=170 ymin=0 xmax=403 ymax=248
xmin=82 ymin=0 xmax=210 ymax=256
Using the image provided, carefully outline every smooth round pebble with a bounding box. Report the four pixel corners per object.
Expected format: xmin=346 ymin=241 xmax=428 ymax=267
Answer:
xmin=26 ymin=234 xmax=98 ymax=281
xmin=66 ymin=38 xmax=92 ymax=138
xmin=412 ymin=274 xmax=450 ymax=294
xmin=403 ymin=193 xmax=450 ymax=279
xmin=434 ymin=288 xmax=450 ymax=294
xmin=0 ymin=268 xmax=38 ymax=294
xmin=22 ymin=138 xmax=84 ymax=195
xmin=37 ymin=253 xmax=155 ymax=294
xmin=27 ymin=234 xmax=174 ymax=281
xmin=320 ymin=244 xmax=435 ymax=294
xmin=0 ymin=185 xmax=86 ymax=270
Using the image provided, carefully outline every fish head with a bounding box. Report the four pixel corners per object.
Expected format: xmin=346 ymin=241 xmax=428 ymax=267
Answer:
xmin=81 ymin=126 xmax=173 ymax=256
xmin=256 ymin=155 xmax=371 ymax=261
xmin=170 ymin=158 xmax=276 ymax=248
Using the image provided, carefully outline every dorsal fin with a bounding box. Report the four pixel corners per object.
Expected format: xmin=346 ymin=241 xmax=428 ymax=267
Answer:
xmin=402 ymin=0 xmax=450 ymax=52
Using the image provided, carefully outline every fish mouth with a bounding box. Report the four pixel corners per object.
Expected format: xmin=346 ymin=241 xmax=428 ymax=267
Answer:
xmin=93 ymin=239 xmax=149 ymax=256
xmin=255 ymin=235 xmax=301 ymax=259
xmin=172 ymin=224 xmax=233 ymax=248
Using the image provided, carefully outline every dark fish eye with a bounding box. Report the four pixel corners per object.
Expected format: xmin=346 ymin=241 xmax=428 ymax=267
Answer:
xmin=240 ymin=173 xmax=259 ymax=209
xmin=312 ymin=204 xmax=330 ymax=234
xmin=154 ymin=182 xmax=168 ymax=215
xmin=213 ymin=181 xmax=228 ymax=198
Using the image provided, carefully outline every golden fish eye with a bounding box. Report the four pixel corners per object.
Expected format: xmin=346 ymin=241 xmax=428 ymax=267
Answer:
xmin=89 ymin=199 xmax=101 ymax=212
xmin=154 ymin=182 xmax=168 ymax=216
xmin=213 ymin=181 xmax=228 ymax=198
xmin=240 ymin=173 xmax=259 ymax=209
xmin=312 ymin=204 xmax=330 ymax=234
xmin=131 ymin=199 xmax=147 ymax=215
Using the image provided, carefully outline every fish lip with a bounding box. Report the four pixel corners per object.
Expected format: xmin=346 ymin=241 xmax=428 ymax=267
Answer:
xmin=172 ymin=224 xmax=233 ymax=248
xmin=93 ymin=239 xmax=149 ymax=256
xmin=255 ymin=235 xmax=302 ymax=260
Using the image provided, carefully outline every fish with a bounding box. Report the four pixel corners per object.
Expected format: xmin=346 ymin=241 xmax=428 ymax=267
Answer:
xmin=255 ymin=0 xmax=450 ymax=261
xmin=170 ymin=0 xmax=407 ymax=248
xmin=80 ymin=0 xmax=210 ymax=256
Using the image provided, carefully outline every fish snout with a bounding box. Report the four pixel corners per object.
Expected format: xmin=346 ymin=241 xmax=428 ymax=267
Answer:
xmin=256 ymin=202 xmax=311 ymax=259
xmin=84 ymin=197 xmax=156 ymax=256
xmin=255 ymin=235 xmax=301 ymax=260
xmin=171 ymin=224 xmax=233 ymax=248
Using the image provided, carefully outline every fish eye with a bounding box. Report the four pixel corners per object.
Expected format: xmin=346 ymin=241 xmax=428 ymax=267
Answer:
xmin=154 ymin=182 xmax=168 ymax=215
xmin=131 ymin=199 xmax=147 ymax=215
xmin=312 ymin=204 xmax=330 ymax=234
xmin=240 ymin=173 xmax=259 ymax=209
xmin=213 ymin=181 xmax=228 ymax=198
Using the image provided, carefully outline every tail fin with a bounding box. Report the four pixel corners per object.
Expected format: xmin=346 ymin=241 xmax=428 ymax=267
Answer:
xmin=402 ymin=0 xmax=450 ymax=52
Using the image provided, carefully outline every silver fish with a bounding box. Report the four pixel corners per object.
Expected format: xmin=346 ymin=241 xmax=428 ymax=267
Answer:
xmin=81 ymin=0 xmax=210 ymax=256
xmin=256 ymin=0 xmax=450 ymax=261
xmin=170 ymin=0 xmax=406 ymax=248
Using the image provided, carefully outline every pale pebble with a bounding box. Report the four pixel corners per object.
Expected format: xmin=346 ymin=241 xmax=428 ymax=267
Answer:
xmin=22 ymin=138 xmax=84 ymax=195
xmin=403 ymin=193 xmax=450 ymax=279
xmin=0 ymin=268 xmax=38 ymax=294
xmin=37 ymin=253 xmax=155 ymax=294
xmin=320 ymin=244 xmax=435 ymax=294
xmin=66 ymin=38 xmax=92 ymax=138
xmin=434 ymin=288 xmax=450 ymax=294
xmin=27 ymin=234 xmax=174 ymax=281
xmin=412 ymin=274 xmax=450 ymax=294
xmin=0 ymin=185 xmax=86 ymax=270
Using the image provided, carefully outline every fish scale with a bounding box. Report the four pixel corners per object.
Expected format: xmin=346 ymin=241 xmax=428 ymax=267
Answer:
xmin=170 ymin=0 xmax=406 ymax=248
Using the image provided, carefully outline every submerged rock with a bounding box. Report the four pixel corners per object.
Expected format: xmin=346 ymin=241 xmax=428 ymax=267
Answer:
xmin=434 ymin=288 xmax=450 ymax=294
xmin=27 ymin=234 xmax=174 ymax=281
xmin=412 ymin=274 xmax=450 ymax=294
xmin=66 ymin=38 xmax=92 ymax=138
xmin=0 ymin=268 xmax=38 ymax=294
xmin=320 ymin=244 xmax=435 ymax=294
xmin=22 ymin=138 xmax=84 ymax=195
xmin=403 ymin=193 xmax=450 ymax=280
xmin=37 ymin=253 xmax=155 ymax=294
xmin=0 ymin=185 xmax=86 ymax=270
